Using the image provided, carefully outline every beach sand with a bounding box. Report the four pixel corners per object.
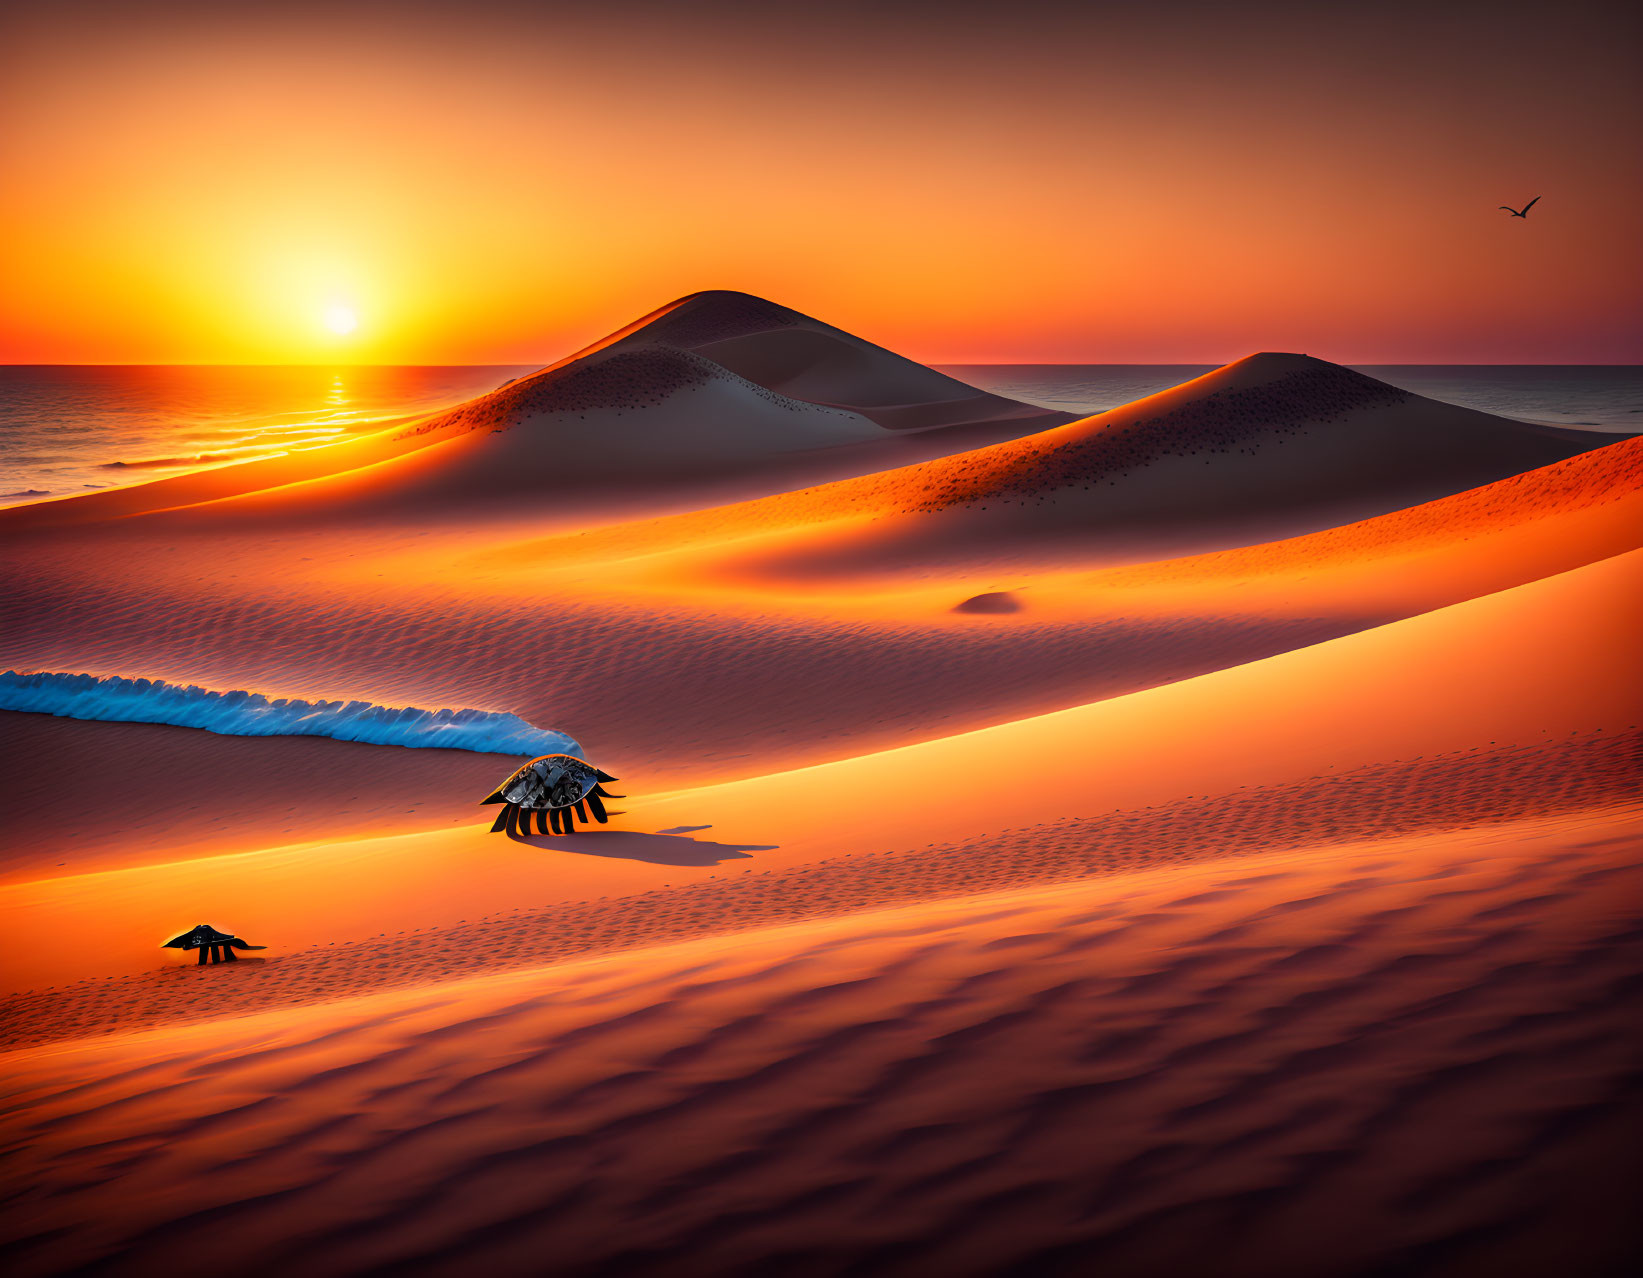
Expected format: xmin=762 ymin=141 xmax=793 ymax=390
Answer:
xmin=2 ymin=294 xmax=1638 ymax=1275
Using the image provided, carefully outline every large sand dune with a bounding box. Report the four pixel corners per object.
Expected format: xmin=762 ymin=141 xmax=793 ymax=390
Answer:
xmin=559 ymin=352 xmax=1623 ymax=580
xmin=619 ymin=290 xmax=1064 ymax=432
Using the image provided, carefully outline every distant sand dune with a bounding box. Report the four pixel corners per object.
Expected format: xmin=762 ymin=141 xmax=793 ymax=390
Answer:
xmin=462 ymin=289 xmax=1059 ymax=434
xmin=0 ymin=292 xmax=1072 ymax=531
xmin=622 ymin=353 xmax=1625 ymax=580
xmin=643 ymin=291 xmax=1060 ymax=431
xmin=195 ymin=291 xmax=1075 ymax=523
xmin=483 ymin=374 xmax=1637 ymax=591
xmin=9 ymin=295 xmax=1613 ymax=544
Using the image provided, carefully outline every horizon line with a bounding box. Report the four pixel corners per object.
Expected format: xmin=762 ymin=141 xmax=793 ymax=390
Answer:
xmin=4 ymin=360 xmax=1641 ymax=370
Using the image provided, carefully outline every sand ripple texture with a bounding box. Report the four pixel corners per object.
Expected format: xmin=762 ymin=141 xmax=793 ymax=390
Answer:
xmin=3 ymin=729 xmax=1635 ymax=1049
xmin=2 ymin=405 xmax=1636 ymax=790
xmin=4 ymin=433 xmax=1637 ymax=787
xmin=1 ymin=806 xmax=1638 ymax=1278
xmin=0 ymin=561 xmax=1356 ymax=782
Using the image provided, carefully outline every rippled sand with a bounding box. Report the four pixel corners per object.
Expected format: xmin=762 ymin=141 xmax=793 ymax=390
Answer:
xmin=3 ymin=809 xmax=1638 ymax=1277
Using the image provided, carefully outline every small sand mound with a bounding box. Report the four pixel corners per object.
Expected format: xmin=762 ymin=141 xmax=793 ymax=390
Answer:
xmin=953 ymin=591 xmax=1022 ymax=614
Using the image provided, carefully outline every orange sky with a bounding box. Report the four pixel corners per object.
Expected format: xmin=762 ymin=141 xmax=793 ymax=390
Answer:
xmin=1 ymin=0 xmax=1639 ymax=365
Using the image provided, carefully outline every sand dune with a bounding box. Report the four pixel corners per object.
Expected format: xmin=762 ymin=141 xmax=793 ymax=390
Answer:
xmin=1 ymin=293 xmax=1072 ymax=532
xmin=620 ymin=290 xmax=1067 ymax=432
xmin=12 ymin=295 xmax=1609 ymax=545
xmin=605 ymin=353 xmax=1624 ymax=580
xmin=178 ymin=293 xmax=1078 ymax=526
xmin=2 ymin=806 xmax=1637 ymax=1277
xmin=2 ymin=436 xmax=1637 ymax=792
xmin=4 ymin=732 xmax=1634 ymax=1047
xmin=4 ymin=545 xmax=1636 ymax=1028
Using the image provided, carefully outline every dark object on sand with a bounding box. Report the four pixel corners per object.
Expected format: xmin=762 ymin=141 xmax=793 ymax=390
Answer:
xmin=1498 ymin=196 xmax=1540 ymax=218
xmin=481 ymin=753 xmax=623 ymax=835
xmin=953 ymin=590 xmax=1022 ymax=615
xmin=163 ymin=923 xmax=267 ymax=965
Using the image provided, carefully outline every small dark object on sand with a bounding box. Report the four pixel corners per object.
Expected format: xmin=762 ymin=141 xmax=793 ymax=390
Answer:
xmin=953 ymin=590 xmax=1022 ymax=615
xmin=481 ymin=753 xmax=623 ymax=835
xmin=163 ymin=923 xmax=267 ymax=965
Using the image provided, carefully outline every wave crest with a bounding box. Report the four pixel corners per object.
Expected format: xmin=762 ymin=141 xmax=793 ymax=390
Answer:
xmin=0 ymin=671 xmax=581 ymax=757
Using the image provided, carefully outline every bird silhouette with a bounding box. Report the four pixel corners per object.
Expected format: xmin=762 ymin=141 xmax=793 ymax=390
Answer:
xmin=1499 ymin=196 xmax=1541 ymax=218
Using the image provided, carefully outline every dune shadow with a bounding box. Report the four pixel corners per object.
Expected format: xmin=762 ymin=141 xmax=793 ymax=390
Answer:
xmin=507 ymin=828 xmax=777 ymax=866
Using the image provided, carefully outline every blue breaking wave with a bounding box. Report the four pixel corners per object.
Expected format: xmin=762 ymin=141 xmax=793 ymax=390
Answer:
xmin=0 ymin=671 xmax=581 ymax=757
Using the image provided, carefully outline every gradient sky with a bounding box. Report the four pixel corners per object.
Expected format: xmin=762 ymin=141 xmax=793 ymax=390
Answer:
xmin=2 ymin=0 xmax=1639 ymax=365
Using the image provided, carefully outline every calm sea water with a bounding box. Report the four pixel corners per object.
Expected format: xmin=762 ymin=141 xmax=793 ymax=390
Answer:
xmin=1 ymin=363 xmax=1636 ymax=508
xmin=0 ymin=365 xmax=534 ymax=507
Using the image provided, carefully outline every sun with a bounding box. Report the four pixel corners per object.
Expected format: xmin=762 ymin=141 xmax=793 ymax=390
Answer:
xmin=324 ymin=305 xmax=358 ymax=336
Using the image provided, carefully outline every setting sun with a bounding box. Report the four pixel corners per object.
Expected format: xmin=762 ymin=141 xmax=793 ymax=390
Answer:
xmin=325 ymin=305 xmax=358 ymax=336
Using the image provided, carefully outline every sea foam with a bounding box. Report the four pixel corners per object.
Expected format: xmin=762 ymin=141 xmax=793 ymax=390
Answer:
xmin=0 ymin=671 xmax=581 ymax=757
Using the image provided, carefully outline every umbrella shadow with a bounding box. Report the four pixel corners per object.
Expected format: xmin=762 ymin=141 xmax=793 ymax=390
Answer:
xmin=507 ymin=828 xmax=777 ymax=867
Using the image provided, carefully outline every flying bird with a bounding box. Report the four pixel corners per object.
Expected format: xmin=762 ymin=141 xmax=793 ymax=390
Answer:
xmin=1499 ymin=196 xmax=1541 ymax=218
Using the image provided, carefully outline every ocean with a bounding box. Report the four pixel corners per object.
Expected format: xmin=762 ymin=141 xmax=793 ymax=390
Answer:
xmin=2 ymin=363 xmax=1637 ymax=508
xmin=0 ymin=364 xmax=535 ymax=508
